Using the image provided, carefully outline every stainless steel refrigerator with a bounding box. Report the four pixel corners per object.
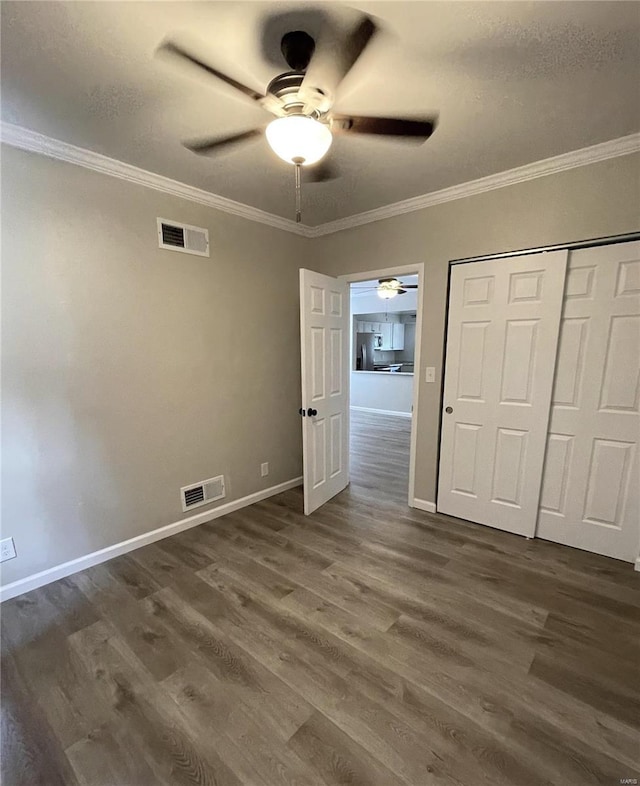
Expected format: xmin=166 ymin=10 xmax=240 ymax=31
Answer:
xmin=356 ymin=333 xmax=376 ymax=370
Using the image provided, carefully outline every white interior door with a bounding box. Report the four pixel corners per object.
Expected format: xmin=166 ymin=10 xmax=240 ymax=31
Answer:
xmin=300 ymin=269 xmax=350 ymax=515
xmin=537 ymin=241 xmax=640 ymax=562
xmin=438 ymin=251 xmax=568 ymax=536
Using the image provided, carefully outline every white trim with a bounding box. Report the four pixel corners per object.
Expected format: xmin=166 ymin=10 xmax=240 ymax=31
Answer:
xmin=350 ymin=405 xmax=412 ymax=418
xmin=0 ymin=476 xmax=302 ymax=602
xmin=411 ymin=498 xmax=437 ymax=514
xmin=342 ymin=262 xmax=425 ymax=505
xmin=2 ymin=122 xmax=638 ymax=239
xmin=343 ymin=263 xmax=423 ymax=283
xmin=1 ymin=122 xmax=308 ymax=237
xmin=305 ymin=133 xmax=640 ymax=237
xmin=635 ymin=556 xmax=640 ymax=573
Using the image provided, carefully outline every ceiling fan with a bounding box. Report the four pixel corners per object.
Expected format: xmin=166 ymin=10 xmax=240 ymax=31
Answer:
xmin=352 ymin=277 xmax=419 ymax=299
xmin=157 ymin=10 xmax=437 ymax=221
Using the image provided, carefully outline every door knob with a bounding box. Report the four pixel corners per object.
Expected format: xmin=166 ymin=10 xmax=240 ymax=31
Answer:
xmin=299 ymin=408 xmax=306 ymax=417
xmin=445 ymin=406 xmax=453 ymax=414
xmin=308 ymin=408 xmax=318 ymax=416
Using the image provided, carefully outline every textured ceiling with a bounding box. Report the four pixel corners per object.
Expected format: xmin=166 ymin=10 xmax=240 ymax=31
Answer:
xmin=2 ymin=1 xmax=639 ymax=226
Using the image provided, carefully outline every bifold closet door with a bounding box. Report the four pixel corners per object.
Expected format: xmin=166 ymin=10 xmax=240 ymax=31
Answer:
xmin=438 ymin=251 xmax=568 ymax=537
xmin=537 ymin=241 xmax=640 ymax=562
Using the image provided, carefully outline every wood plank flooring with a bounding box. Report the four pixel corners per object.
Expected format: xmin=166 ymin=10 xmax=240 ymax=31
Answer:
xmin=2 ymin=410 xmax=639 ymax=785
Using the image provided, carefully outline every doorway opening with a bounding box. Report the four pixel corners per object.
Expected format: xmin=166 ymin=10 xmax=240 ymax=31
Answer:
xmin=342 ymin=264 xmax=424 ymax=507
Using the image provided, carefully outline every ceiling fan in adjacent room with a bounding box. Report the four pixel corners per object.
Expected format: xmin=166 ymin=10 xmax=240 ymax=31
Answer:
xmin=157 ymin=9 xmax=437 ymax=222
xmin=352 ymin=278 xmax=419 ymax=299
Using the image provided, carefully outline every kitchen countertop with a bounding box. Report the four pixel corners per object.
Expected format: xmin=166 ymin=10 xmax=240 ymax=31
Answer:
xmin=353 ymin=370 xmax=414 ymax=376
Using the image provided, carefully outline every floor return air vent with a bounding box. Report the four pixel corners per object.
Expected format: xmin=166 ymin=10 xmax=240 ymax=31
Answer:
xmin=180 ymin=475 xmax=225 ymax=512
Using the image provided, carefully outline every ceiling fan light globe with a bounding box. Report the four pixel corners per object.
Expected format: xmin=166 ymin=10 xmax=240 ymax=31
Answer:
xmin=378 ymin=287 xmax=398 ymax=300
xmin=266 ymin=116 xmax=332 ymax=166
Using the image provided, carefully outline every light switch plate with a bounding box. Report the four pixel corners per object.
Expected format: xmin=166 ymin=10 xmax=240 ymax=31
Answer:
xmin=425 ymin=366 xmax=436 ymax=383
xmin=261 ymin=462 xmax=269 ymax=477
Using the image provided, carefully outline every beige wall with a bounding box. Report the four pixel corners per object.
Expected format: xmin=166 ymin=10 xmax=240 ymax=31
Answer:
xmin=307 ymin=153 xmax=640 ymax=504
xmin=2 ymin=144 xmax=638 ymax=588
xmin=1 ymin=145 xmax=308 ymax=585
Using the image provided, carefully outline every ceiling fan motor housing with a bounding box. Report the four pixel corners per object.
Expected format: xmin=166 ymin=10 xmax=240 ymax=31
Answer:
xmin=268 ymin=31 xmax=332 ymax=116
xmin=280 ymin=30 xmax=315 ymax=71
xmin=267 ymin=71 xmax=330 ymax=117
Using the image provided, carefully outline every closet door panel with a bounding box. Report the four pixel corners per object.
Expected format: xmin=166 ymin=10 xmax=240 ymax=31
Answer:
xmin=438 ymin=251 xmax=568 ymax=536
xmin=537 ymin=241 xmax=640 ymax=562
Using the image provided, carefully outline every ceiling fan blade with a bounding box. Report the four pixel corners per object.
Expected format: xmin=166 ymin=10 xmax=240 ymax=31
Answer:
xmin=300 ymin=13 xmax=378 ymax=105
xmin=401 ymin=284 xmax=419 ymax=289
xmin=183 ymin=128 xmax=263 ymax=155
xmin=305 ymin=159 xmax=340 ymax=183
xmin=158 ymin=39 xmax=266 ymax=104
xmin=332 ymin=115 xmax=436 ymax=140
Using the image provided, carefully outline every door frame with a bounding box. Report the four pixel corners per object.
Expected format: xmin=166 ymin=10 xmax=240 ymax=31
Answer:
xmin=340 ymin=262 xmax=425 ymax=506
xmin=435 ymin=231 xmax=640 ymax=520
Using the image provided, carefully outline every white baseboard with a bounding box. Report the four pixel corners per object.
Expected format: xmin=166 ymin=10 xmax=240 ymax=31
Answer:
xmin=350 ymin=406 xmax=412 ymax=418
xmin=411 ymin=498 xmax=437 ymax=513
xmin=0 ymin=476 xmax=303 ymax=602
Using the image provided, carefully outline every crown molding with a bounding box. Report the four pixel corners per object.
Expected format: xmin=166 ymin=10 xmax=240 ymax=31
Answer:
xmin=303 ymin=132 xmax=640 ymax=237
xmin=2 ymin=121 xmax=638 ymax=239
xmin=1 ymin=122 xmax=310 ymax=237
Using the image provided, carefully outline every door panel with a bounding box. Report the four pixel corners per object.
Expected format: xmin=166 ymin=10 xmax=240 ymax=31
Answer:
xmin=537 ymin=241 xmax=640 ymax=562
xmin=451 ymin=422 xmax=481 ymax=497
xmin=329 ymin=413 xmax=343 ymax=477
xmin=329 ymin=328 xmax=342 ymax=395
xmin=583 ymin=438 xmax=633 ymax=526
xmin=500 ymin=319 xmax=539 ymax=404
xmin=599 ymin=315 xmax=639 ymax=411
xmin=491 ymin=428 xmax=528 ymax=507
xmin=312 ymin=418 xmax=326 ymax=488
xmin=552 ymin=317 xmax=589 ymax=407
xmin=508 ymin=269 xmax=544 ymax=303
xmin=300 ymin=269 xmax=350 ymax=515
xmin=438 ymin=250 xmax=568 ymax=536
xmin=539 ymin=434 xmax=573 ymax=516
xmin=457 ymin=322 xmax=489 ymax=400
xmin=310 ymin=327 xmax=325 ymax=400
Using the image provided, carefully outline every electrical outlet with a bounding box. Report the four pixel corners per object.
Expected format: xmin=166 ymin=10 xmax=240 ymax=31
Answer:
xmin=0 ymin=537 xmax=17 ymax=562
xmin=425 ymin=366 xmax=436 ymax=383
xmin=261 ymin=462 xmax=269 ymax=477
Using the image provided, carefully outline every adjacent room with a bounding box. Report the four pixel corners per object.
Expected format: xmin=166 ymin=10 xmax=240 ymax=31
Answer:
xmin=1 ymin=2 xmax=639 ymax=785
xmin=349 ymin=274 xmax=419 ymax=504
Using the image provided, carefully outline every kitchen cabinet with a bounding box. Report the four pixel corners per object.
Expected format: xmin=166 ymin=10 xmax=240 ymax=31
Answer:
xmin=357 ymin=321 xmax=382 ymax=333
xmin=391 ymin=323 xmax=405 ymax=350
xmin=378 ymin=322 xmax=405 ymax=350
xmin=379 ymin=323 xmax=393 ymax=349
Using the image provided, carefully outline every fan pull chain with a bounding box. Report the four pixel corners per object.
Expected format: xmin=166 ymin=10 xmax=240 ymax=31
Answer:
xmin=293 ymin=158 xmax=303 ymax=224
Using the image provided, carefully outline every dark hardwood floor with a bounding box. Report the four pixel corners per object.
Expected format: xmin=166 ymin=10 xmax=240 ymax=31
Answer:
xmin=2 ymin=410 xmax=639 ymax=785
xmin=349 ymin=409 xmax=411 ymax=505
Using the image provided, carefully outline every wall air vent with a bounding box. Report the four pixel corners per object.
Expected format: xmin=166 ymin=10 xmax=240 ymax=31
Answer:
xmin=157 ymin=218 xmax=210 ymax=257
xmin=180 ymin=475 xmax=225 ymax=512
